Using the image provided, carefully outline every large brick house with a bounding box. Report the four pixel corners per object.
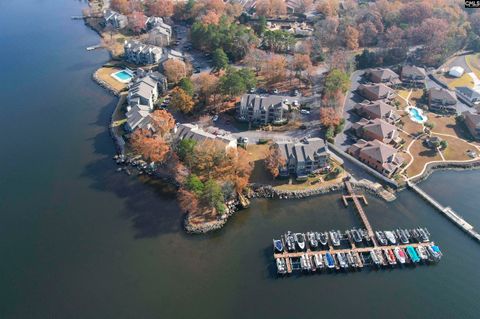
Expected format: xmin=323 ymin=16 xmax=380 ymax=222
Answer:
xmin=462 ymin=111 xmax=480 ymax=140
xmin=357 ymin=84 xmax=394 ymax=101
xmin=353 ymin=100 xmax=400 ymax=123
xmin=428 ymin=88 xmax=457 ymax=114
xmin=366 ymin=68 xmax=401 ymax=86
xmin=348 ymin=139 xmax=404 ymax=178
xmin=351 ymin=118 xmax=400 ymax=145
xmin=400 ymin=65 xmax=427 ymax=87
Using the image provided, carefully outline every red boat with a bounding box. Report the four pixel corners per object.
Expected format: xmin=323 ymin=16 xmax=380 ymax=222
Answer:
xmin=385 ymin=249 xmax=397 ymax=265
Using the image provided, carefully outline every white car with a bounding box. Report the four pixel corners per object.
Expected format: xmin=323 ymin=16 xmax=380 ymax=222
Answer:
xmin=212 ymin=115 xmax=219 ymax=122
xmin=300 ymin=109 xmax=310 ymax=115
xmin=292 ymin=100 xmax=299 ymax=107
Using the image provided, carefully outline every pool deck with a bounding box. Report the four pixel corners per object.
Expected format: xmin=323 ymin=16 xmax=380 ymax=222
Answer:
xmin=94 ymin=66 xmax=128 ymax=93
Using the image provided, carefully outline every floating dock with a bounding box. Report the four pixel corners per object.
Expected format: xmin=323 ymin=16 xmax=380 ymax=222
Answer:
xmin=273 ymin=181 xmax=442 ymax=275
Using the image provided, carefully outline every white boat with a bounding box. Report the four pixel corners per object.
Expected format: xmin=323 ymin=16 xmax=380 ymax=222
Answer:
xmin=276 ymin=258 xmax=286 ymax=274
xmin=394 ymin=247 xmax=406 ymax=264
xmin=329 ymin=231 xmax=340 ymax=246
xmin=370 ymin=250 xmax=380 ymax=265
xmin=314 ymin=254 xmax=324 ymax=269
xmin=384 ymin=231 xmax=397 ymax=245
xmin=294 ymin=233 xmax=306 ymax=250
xmin=417 ymin=246 xmax=429 ymax=260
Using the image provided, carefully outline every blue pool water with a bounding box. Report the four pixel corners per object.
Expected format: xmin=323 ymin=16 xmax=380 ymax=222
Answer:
xmin=409 ymin=107 xmax=426 ymax=123
xmin=114 ymin=70 xmax=133 ymax=81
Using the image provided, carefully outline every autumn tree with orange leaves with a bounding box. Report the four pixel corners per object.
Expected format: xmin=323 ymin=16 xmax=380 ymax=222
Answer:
xmin=261 ymin=54 xmax=287 ymax=86
xmin=320 ymin=107 xmax=340 ymax=127
xmin=170 ymin=87 xmax=195 ymax=113
xmin=163 ymin=59 xmax=188 ymax=84
xmin=150 ymin=109 xmax=175 ymax=136
xmin=256 ymin=0 xmax=287 ymax=17
xmin=130 ymin=129 xmax=170 ymax=163
xmin=128 ymin=11 xmax=147 ymax=34
xmin=147 ymin=0 xmax=174 ymax=17
xmin=265 ymin=144 xmax=286 ymax=179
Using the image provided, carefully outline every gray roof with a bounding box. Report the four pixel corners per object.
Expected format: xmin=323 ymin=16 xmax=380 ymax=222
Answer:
xmin=349 ymin=139 xmax=403 ymax=172
xmin=240 ymin=94 xmax=289 ymax=111
xmin=175 ymin=123 xmax=236 ymax=148
xmin=276 ymin=138 xmax=327 ymax=163
xmin=429 ymin=88 xmax=457 ymax=104
xmin=354 ymin=101 xmax=399 ymax=121
xmin=368 ymin=68 xmax=399 ymax=82
xmin=463 ymin=111 xmax=480 ymax=128
xmin=358 ymin=84 xmax=393 ymax=100
xmin=125 ymin=40 xmax=163 ymax=56
xmin=401 ymin=65 xmax=427 ymax=79
xmin=456 ymin=87 xmax=480 ymax=100
xmin=126 ymin=104 xmax=152 ymax=131
xmin=352 ymin=118 xmax=398 ymax=142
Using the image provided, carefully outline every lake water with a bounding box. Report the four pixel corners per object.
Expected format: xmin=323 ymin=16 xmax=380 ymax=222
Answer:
xmin=1 ymin=1 xmax=479 ymax=318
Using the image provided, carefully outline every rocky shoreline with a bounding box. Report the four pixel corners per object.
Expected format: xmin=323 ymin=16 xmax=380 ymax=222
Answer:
xmin=92 ymin=70 xmax=120 ymax=96
xmin=184 ymin=199 xmax=242 ymax=234
xmin=249 ymin=179 xmax=396 ymax=202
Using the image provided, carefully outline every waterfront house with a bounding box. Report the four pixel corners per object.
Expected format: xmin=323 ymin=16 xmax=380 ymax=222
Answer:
xmin=456 ymin=87 xmax=480 ymax=108
xmin=275 ymin=138 xmax=331 ymax=178
xmin=353 ymin=100 xmax=400 ymax=123
xmin=125 ymin=104 xmax=153 ymax=132
xmin=400 ymin=65 xmax=427 ymax=86
xmin=237 ymin=94 xmax=289 ymax=126
xmin=366 ymin=68 xmax=401 ymax=86
xmin=462 ymin=111 xmax=480 ymax=140
xmin=145 ymin=17 xmax=172 ymax=33
xmin=347 ymin=139 xmax=404 ymax=178
xmin=147 ymin=26 xmax=172 ymax=47
xmin=128 ymin=75 xmax=159 ymax=110
xmin=351 ymin=118 xmax=400 ymax=145
xmin=103 ymin=9 xmax=128 ymax=29
xmin=174 ymin=123 xmax=237 ymax=150
xmin=357 ymin=84 xmax=394 ymax=101
xmin=124 ymin=40 xmax=163 ymax=66
xmin=428 ymin=88 xmax=457 ymax=114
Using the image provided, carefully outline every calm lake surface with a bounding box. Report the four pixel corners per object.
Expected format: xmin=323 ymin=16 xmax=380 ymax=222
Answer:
xmin=1 ymin=1 xmax=479 ymax=318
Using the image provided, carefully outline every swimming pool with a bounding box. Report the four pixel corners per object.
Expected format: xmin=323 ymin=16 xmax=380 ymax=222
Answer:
xmin=407 ymin=106 xmax=427 ymax=124
xmin=111 ymin=69 xmax=134 ymax=83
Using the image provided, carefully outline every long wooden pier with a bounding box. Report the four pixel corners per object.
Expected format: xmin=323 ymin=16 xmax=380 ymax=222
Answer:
xmin=344 ymin=181 xmax=377 ymax=246
xmin=407 ymin=181 xmax=480 ymax=243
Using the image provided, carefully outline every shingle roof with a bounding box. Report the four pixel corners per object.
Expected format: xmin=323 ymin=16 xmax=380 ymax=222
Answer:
xmin=358 ymin=84 xmax=393 ymax=100
xmin=353 ymin=118 xmax=398 ymax=141
xmin=463 ymin=111 xmax=480 ymax=128
xmin=401 ymin=65 xmax=427 ymax=79
xmin=456 ymin=87 xmax=480 ymax=100
xmin=240 ymin=94 xmax=288 ymax=112
xmin=354 ymin=101 xmax=399 ymax=121
xmin=429 ymin=88 xmax=457 ymax=104
xmin=276 ymin=138 xmax=327 ymax=163
xmin=368 ymin=68 xmax=399 ymax=82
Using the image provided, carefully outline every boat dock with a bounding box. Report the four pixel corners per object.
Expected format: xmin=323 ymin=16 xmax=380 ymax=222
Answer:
xmin=273 ymin=180 xmax=442 ymax=274
xmin=407 ymin=181 xmax=480 ymax=243
xmin=86 ymin=44 xmax=102 ymax=51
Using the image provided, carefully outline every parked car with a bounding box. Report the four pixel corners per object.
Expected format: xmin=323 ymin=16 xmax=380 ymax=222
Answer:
xmin=300 ymin=109 xmax=310 ymax=115
xmin=292 ymin=100 xmax=300 ymax=107
xmin=292 ymin=89 xmax=300 ymax=96
xmin=212 ymin=115 xmax=219 ymax=122
xmin=249 ymin=87 xmax=256 ymax=93
xmin=272 ymin=88 xmax=279 ymax=94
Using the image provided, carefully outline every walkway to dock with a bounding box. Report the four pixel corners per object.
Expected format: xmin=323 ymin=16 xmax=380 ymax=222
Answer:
xmin=407 ymin=181 xmax=480 ymax=242
xmin=344 ymin=181 xmax=377 ymax=246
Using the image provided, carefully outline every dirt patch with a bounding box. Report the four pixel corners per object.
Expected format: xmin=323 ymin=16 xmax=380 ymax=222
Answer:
xmin=406 ymin=138 xmax=443 ymax=177
xmin=434 ymin=134 xmax=473 ymax=161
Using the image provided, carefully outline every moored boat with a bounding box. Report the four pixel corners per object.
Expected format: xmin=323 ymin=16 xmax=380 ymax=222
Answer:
xmin=329 ymin=230 xmax=340 ymax=246
xmin=285 ymin=231 xmax=295 ymax=251
xmin=276 ymin=258 xmax=287 ymax=274
xmin=384 ymin=231 xmax=397 ymax=245
xmin=314 ymin=254 xmax=324 ymax=269
xmin=385 ymin=249 xmax=397 ymax=265
xmin=416 ymin=246 xmax=429 ymax=261
xmin=273 ymin=239 xmax=284 ymax=253
xmin=336 ymin=252 xmax=348 ymax=268
xmin=417 ymin=228 xmax=429 ymax=242
xmin=307 ymin=232 xmax=318 ymax=249
xmin=351 ymin=229 xmax=362 ymax=243
xmin=394 ymin=247 xmax=406 ymax=264
xmin=346 ymin=252 xmax=355 ymax=267
xmin=427 ymin=245 xmax=442 ymax=262
xmin=300 ymin=254 xmax=311 ymax=270
xmin=318 ymin=232 xmax=328 ymax=246
xmin=324 ymin=252 xmax=335 ymax=269
xmin=406 ymin=246 xmax=420 ymax=263
xmin=375 ymin=231 xmax=388 ymax=245
xmin=295 ymin=233 xmax=306 ymax=251
xmin=397 ymin=229 xmax=409 ymax=244
xmin=370 ymin=250 xmax=380 ymax=266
